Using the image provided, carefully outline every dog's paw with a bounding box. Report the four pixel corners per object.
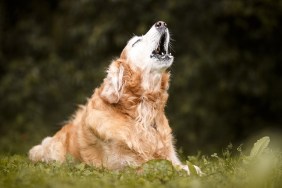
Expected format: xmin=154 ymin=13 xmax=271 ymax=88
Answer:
xmin=180 ymin=164 xmax=204 ymax=176
xmin=193 ymin=165 xmax=204 ymax=176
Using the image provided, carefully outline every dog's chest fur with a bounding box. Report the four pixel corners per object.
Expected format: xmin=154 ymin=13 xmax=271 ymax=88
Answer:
xmin=87 ymin=62 xmax=173 ymax=167
xmin=101 ymin=97 xmax=172 ymax=168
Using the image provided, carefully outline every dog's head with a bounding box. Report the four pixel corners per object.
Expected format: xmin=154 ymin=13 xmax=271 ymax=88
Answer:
xmin=101 ymin=21 xmax=172 ymax=104
xmin=121 ymin=21 xmax=174 ymax=72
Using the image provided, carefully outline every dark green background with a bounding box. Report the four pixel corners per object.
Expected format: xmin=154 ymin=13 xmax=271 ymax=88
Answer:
xmin=1 ymin=0 xmax=281 ymax=155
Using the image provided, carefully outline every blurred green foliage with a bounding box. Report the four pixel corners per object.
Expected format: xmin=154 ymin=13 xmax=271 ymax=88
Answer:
xmin=0 ymin=0 xmax=281 ymax=154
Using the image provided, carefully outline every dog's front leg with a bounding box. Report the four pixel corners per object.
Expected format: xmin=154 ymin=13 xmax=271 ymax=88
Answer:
xmin=169 ymin=147 xmax=203 ymax=176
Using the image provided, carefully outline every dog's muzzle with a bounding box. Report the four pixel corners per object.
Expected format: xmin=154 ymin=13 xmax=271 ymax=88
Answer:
xmin=150 ymin=21 xmax=173 ymax=61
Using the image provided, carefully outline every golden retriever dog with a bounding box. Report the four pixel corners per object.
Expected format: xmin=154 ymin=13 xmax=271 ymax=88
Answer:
xmin=29 ymin=21 xmax=202 ymax=175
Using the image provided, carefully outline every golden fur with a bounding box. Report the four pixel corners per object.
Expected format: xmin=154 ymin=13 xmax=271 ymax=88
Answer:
xmin=29 ymin=21 xmax=202 ymax=175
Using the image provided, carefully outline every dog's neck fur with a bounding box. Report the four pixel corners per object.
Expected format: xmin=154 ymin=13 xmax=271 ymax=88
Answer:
xmin=141 ymin=69 xmax=163 ymax=91
xmin=121 ymin=60 xmax=169 ymax=128
xmin=119 ymin=60 xmax=170 ymax=157
xmin=120 ymin=49 xmax=169 ymax=92
xmin=99 ymin=55 xmax=170 ymax=138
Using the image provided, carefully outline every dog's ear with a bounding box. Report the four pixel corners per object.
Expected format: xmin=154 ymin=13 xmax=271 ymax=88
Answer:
xmin=100 ymin=61 xmax=124 ymax=104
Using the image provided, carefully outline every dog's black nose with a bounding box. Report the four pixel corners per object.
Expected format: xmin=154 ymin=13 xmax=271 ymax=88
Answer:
xmin=155 ymin=21 xmax=167 ymax=29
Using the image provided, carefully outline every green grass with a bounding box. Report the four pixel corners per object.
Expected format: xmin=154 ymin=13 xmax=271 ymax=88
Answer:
xmin=1 ymin=138 xmax=281 ymax=188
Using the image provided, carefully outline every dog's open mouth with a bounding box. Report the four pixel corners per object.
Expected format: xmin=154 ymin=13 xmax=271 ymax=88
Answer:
xmin=150 ymin=32 xmax=173 ymax=60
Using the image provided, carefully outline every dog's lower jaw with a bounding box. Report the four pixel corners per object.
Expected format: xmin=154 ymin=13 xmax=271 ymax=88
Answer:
xmin=150 ymin=60 xmax=173 ymax=73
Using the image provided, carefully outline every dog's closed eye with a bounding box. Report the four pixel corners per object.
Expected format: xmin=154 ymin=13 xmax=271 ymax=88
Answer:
xmin=132 ymin=39 xmax=141 ymax=47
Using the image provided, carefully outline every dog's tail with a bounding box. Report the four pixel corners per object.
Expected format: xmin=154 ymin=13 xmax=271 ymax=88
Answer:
xmin=28 ymin=123 xmax=77 ymax=163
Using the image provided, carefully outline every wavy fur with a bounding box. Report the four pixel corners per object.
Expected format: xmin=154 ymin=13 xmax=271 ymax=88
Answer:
xmin=29 ymin=22 xmax=202 ymax=175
